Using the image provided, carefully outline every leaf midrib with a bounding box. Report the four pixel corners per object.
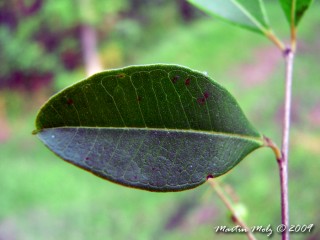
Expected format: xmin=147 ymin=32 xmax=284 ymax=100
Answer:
xmin=231 ymin=0 xmax=269 ymax=33
xmin=39 ymin=126 xmax=264 ymax=145
xmin=291 ymin=0 xmax=296 ymax=26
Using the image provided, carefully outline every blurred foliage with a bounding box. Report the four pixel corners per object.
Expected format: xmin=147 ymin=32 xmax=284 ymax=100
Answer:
xmin=0 ymin=0 xmax=198 ymax=91
xmin=0 ymin=0 xmax=128 ymax=90
xmin=1 ymin=0 xmax=320 ymax=240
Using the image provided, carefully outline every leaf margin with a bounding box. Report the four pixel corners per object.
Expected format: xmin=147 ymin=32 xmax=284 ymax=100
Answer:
xmin=187 ymin=0 xmax=271 ymax=34
xmin=34 ymin=63 xmax=266 ymax=192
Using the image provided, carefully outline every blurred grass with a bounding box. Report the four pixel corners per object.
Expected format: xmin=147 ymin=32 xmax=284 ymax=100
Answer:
xmin=1 ymin=1 xmax=320 ymax=240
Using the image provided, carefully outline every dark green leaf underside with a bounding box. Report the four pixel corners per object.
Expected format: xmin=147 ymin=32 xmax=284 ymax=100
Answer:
xmin=35 ymin=64 xmax=263 ymax=191
xmin=38 ymin=127 xmax=261 ymax=191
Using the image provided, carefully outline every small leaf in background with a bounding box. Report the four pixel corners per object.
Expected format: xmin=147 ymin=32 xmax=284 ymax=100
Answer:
xmin=279 ymin=0 xmax=314 ymax=26
xmin=34 ymin=64 xmax=264 ymax=191
xmin=187 ymin=0 xmax=270 ymax=34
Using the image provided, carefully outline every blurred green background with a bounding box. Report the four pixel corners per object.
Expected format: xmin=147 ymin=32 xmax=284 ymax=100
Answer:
xmin=0 ymin=1 xmax=319 ymax=239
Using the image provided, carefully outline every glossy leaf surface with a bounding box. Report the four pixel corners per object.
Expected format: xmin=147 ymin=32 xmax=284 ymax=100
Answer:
xmin=35 ymin=64 xmax=263 ymax=191
xmin=188 ymin=0 xmax=270 ymax=34
xmin=279 ymin=0 xmax=313 ymax=26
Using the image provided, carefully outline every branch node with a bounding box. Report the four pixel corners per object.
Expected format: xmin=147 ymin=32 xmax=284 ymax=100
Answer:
xmin=263 ymin=136 xmax=282 ymax=161
xmin=283 ymin=47 xmax=292 ymax=57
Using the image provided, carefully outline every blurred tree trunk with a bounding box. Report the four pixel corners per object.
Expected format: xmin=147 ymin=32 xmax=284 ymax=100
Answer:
xmin=78 ymin=0 xmax=102 ymax=76
xmin=80 ymin=24 xmax=102 ymax=76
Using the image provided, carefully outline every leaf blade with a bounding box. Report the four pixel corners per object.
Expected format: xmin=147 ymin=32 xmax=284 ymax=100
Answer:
xmin=279 ymin=0 xmax=314 ymax=26
xmin=187 ymin=0 xmax=270 ymax=34
xmin=38 ymin=127 xmax=262 ymax=191
xmin=35 ymin=64 xmax=264 ymax=191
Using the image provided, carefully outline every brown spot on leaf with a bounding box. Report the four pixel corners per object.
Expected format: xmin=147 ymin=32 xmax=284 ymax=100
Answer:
xmin=66 ymin=98 xmax=74 ymax=105
xmin=185 ymin=78 xmax=191 ymax=86
xmin=197 ymin=97 xmax=206 ymax=105
xmin=197 ymin=92 xmax=210 ymax=105
xmin=172 ymin=75 xmax=180 ymax=83
xmin=137 ymin=96 xmax=142 ymax=102
xmin=117 ymin=73 xmax=126 ymax=78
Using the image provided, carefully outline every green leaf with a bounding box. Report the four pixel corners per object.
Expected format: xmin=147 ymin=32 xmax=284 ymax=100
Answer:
xmin=34 ymin=64 xmax=264 ymax=191
xmin=279 ymin=0 xmax=313 ymax=26
xmin=188 ymin=0 xmax=270 ymax=34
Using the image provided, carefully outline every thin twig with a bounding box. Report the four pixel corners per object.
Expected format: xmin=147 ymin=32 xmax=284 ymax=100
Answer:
xmin=290 ymin=26 xmax=297 ymax=52
xmin=279 ymin=48 xmax=295 ymax=240
xmin=265 ymin=30 xmax=286 ymax=51
xmin=207 ymin=178 xmax=256 ymax=240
